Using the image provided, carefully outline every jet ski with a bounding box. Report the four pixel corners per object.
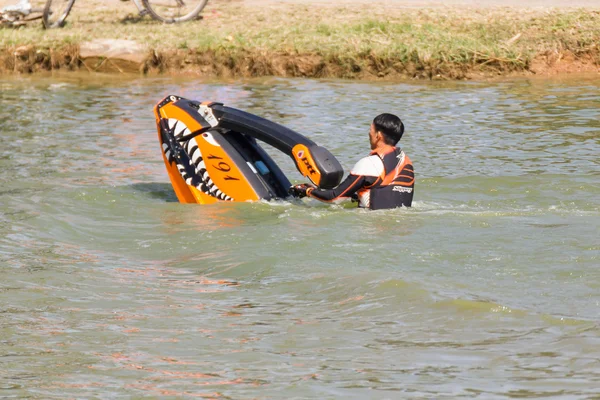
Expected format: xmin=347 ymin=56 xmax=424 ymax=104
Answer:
xmin=153 ymin=95 xmax=344 ymax=204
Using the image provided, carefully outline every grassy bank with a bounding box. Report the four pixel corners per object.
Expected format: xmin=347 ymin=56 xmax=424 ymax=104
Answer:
xmin=1 ymin=1 xmax=599 ymax=79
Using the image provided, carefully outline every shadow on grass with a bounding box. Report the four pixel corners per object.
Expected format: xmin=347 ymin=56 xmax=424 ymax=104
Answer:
xmin=118 ymin=13 xmax=203 ymax=25
xmin=119 ymin=13 xmax=147 ymax=24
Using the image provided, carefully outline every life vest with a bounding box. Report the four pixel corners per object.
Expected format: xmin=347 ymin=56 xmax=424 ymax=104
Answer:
xmin=357 ymin=147 xmax=414 ymax=210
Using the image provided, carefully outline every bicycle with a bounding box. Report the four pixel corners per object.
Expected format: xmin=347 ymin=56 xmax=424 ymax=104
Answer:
xmin=43 ymin=0 xmax=209 ymax=28
xmin=141 ymin=0 xmax=209 ymax=23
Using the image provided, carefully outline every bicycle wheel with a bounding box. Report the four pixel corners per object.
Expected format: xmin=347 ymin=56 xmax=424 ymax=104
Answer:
xmin=30 ymin=0 xmax=48 ymax=14
xmin=42 ymin=0 xmax=75 ymax=28
xmin=142 ymin=0 xmax=208 ymax=23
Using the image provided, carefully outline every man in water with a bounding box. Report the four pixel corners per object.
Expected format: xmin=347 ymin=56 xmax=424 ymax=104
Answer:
xmin=289 ymin=113 xmax=414 ymax=210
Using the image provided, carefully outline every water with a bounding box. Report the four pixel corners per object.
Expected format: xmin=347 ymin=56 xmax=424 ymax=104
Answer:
xmin=1 ymin=73 xmax=599 ymax=398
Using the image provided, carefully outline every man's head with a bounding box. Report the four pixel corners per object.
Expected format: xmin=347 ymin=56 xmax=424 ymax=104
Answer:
xmin=369 ymin=113 xmax=404 ymax=149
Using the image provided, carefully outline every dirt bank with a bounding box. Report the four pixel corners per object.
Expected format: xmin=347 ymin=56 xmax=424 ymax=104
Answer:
xmin=1 ymin=0 xmax=599 ymax=80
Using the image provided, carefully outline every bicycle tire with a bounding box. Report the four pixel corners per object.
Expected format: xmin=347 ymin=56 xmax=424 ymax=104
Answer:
xmin=43 ymin=0 xmax=75 ymax=29
xmin=142 ymin=0 xmax=208 ymax=23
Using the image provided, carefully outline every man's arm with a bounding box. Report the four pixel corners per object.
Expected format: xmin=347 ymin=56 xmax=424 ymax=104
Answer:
xmin=306 ymin=173 xmax=376 ymax=203
xmin=290 ymin=154 xmax=383 ymax=202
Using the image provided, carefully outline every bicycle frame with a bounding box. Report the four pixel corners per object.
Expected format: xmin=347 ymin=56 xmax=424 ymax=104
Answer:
xmin=129 ymin=0 xmax=146 ymax=14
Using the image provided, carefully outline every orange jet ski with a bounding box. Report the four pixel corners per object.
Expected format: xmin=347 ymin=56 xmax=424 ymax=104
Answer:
xmin=153 ymin=95 xmax=344 ymax=204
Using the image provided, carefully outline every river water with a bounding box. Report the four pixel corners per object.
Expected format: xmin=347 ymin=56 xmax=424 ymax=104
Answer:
xmin=1 ymin=73 xmax=599 ymax=399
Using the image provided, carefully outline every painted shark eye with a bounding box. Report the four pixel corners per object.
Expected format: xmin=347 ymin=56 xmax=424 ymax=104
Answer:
xmin=200 ymin=131 xmax=220 ymax=147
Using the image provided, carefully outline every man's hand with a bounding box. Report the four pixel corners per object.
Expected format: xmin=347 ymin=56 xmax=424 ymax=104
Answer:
xmin=288 ymin=183 xmax=314 ymax=198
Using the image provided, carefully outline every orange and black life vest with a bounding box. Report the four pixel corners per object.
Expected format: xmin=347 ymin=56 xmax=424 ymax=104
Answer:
xmin=364 ymin=147 xmax=414 ymax=209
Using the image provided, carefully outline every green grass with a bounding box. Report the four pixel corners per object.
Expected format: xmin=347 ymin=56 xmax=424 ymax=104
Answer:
xmin=1 ymin=2 xmax=599 ymax=78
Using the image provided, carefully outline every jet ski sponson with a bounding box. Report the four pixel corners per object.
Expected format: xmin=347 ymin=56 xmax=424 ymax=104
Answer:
xmin=153 ymin=95 xmax=344 ymax=204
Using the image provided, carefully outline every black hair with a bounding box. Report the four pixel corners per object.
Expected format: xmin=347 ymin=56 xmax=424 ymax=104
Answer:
xmin=373 ymin=113 xmax=404 ymax=146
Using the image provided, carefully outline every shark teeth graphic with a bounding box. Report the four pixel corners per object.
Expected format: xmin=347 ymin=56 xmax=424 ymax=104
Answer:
xmin=168 ymin=118 xmax=193 ymax=140
xmin=162 ymin=143 xmax=173 ymax=162
xmin=191 ymin=148 xmax=202 ymax=165
xmin=177 ymin=127 xmax=191 ymax=139
xmin=161 ymin=132 xmax=234 ymax=202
